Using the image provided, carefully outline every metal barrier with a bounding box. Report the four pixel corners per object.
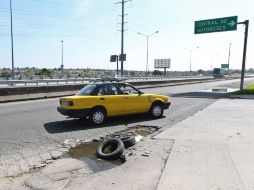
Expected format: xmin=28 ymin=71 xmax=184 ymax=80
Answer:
xmin=0 ymin=76 xmax=213 ymax=87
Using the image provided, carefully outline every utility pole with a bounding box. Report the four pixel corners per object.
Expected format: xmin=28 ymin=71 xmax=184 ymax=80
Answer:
xmin=116 ymin=0 xmax=131 ymax=77
xmin=121 ymin=0 xmax=124 ymax=77
xmin=10 ymin=0 xmax=14 ymax=80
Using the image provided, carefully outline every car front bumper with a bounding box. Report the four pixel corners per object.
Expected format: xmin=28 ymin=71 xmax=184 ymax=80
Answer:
xmin=163 ymin=102 xmax=171 ymax=109
xmin=57 ymin=107 xmax=90 ymax=118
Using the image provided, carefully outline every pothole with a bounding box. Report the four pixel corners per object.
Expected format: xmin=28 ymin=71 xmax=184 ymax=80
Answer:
xmin=64 ymin=125 xmax=159 ymax=172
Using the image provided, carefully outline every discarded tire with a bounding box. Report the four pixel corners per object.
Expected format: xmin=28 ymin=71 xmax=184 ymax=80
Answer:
xmin=96 ymin=138 xmax=125 ymax=160
xmin=120 ymin=136 xmax=136 ymax=149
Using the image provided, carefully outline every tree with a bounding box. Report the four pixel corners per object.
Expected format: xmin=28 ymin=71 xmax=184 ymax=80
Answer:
xmin=0 ymin=71 xmax=11 ymax=77
xmin=197 ymin=69 xmax=205 ymax=75
xmin=24 ymin=69 xmax=33 ymax=77
xmin=247 ymin=68 xmax=254 ymax=73
xmin=36 ymin=68 xmax=53 ymax=77
xmin=152 ymin=70 xmax=163 ymax=76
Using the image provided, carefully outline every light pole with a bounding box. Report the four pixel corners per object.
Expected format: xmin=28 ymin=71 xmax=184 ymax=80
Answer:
xmin=61 ymin=40 xmax=63 ymax=69
xmin=60 ymin=40 xmax=64 ymax=77
xmin=189 ymin=47 xmax=199 ymax=73
xmin=137 ymin=31 xmax=159 ymax=77
xmin=227 ymin=42 xmax=231 ymax=75
xmin=189 ymin=49 xmax=192 ymax=72
xmin=10 ymin=0 xmax=14 ymax=80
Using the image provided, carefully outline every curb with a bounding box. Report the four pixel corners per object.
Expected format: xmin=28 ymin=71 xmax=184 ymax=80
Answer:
xmin=229 ymin=95 xmax=254 ymax=99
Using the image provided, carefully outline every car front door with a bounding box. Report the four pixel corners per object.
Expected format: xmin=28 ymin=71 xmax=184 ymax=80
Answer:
xmin=118 ymin=84 xmax=151 ymax=114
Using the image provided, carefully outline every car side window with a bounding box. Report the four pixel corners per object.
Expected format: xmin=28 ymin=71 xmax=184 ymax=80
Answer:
xmin=105 ymin=84 xmax=118 ymax=95
xmin=96 ymin=85 xmax=106 ymax=96
xmin=118 ymin=84 xmax=139 ymax=95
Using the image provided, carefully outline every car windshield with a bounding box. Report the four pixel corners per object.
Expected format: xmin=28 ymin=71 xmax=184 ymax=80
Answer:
xmin=76 ymin=84 xmax=97 ymax=96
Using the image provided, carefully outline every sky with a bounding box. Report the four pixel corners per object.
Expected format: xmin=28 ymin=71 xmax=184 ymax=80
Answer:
xmin=0 ymin=0 xmax=254 ymax=72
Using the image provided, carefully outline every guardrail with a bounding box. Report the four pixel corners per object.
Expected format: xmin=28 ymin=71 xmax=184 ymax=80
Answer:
xmin=0 ymin=76 xmax=213 ymax=87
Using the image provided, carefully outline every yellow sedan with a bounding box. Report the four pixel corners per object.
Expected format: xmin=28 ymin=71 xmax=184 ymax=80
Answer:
xmin=57 ymin=80 xmax=170 ymax=125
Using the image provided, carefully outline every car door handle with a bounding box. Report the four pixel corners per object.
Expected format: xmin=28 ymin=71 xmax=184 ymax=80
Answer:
xmin=123 ymin=97 xmax=128 ymax=99
xmin=100 ymin=98 xmax=105 ymax=100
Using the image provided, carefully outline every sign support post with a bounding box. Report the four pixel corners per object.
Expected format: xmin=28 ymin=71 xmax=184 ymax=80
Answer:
xmin=238 ymin=20 xmax=249 ymax=92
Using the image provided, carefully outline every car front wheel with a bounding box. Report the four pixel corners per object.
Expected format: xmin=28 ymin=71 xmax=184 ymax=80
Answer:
xmin=150 ymin=103 xmax=164 ymax=118
xmin=89 ymin=108 xmax=107 ymax=125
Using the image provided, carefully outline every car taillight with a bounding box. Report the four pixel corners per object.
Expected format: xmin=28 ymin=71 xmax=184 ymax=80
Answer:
xmin=67 ymin=101 xmax=74 ymax=106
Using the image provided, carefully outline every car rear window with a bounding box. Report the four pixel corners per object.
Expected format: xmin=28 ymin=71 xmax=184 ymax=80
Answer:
xmin=76 ymin=84 xmax=97 ymax=96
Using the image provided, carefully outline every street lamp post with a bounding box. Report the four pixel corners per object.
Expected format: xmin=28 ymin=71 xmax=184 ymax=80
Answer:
xmin=137 ymin=31 xmax=159 ymax=77
xmin=61 ymin=40 xmax=63 ymax=69
xmin=10 ymin=0 xmax=14 ymax=80
xmin=189 ymin=49 xmax=192 ymax=72
xmin=60 ymin=40 xmax=64 ymax=77
xmin=189 ymin=47 xmax=199 ymax=73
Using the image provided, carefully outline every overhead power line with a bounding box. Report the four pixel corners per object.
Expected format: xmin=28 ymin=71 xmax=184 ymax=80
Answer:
xmin=31 ymin=0 xmax=115 ymax=12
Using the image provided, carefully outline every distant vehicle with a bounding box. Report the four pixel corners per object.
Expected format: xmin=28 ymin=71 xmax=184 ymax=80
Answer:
xmin=213 ymin=68 xmax=225 ymax=78
xmin=57 ymin=78 xmax=170 ymax=125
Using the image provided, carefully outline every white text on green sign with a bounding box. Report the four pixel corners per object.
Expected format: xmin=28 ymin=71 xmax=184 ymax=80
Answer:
xmin=195 ymin=16 xmax=238 ymax=34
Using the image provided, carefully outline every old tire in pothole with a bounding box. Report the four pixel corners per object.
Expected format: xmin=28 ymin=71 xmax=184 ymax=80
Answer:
xmin=149 ymin=102 xmax=164 ymax=118
xmin=121 ymin=136 xmax=136 ymax=149
xmin=96 ymin=138 xmax=125 ymax=160
xmin=89 ymin=107 xmax=107 ymax=125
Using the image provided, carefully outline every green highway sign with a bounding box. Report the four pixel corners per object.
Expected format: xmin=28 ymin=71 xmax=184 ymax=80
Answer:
xmin=195 ymin=16 xmax=238 ymax=34
xmin=221 ymin=64 xmax=229 ymax=69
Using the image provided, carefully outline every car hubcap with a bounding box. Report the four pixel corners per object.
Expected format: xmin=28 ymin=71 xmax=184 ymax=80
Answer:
xmin=93 ymin=111 xmax=104 ymax=123
xmin=153 ymin=106 xmax=162 ymax=117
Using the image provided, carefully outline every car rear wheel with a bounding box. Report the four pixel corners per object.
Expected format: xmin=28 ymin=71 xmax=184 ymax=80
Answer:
xmin=150 ymin=102 xmax=164 ymax=118
xmin=89 ymin=108 xmax=107 ymax=125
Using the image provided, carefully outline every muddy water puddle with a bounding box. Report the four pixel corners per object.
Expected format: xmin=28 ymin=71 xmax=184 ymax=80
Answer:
xmin=134 ymin=129 xmax=152 ymax=137
xmin=67 ymin=141 xmax=121 ymax=172
xmin=69 ymin=141 xmax=99 ymax=158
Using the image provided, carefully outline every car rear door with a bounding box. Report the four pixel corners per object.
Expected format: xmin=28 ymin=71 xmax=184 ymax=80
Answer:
xmin=95 ymin=84 xmax=126 ymax=116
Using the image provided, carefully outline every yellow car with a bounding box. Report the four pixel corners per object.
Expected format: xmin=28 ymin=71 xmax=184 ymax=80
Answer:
xmin=57 ymin=79 xmax=171 ymax=125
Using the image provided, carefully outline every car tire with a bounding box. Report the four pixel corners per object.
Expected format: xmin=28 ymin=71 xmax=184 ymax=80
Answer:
xmin=96 ymin=138 xmax=125 ymax=160
xmin=89 ymin=108 xmax=107 ymax=125
xmin=150 ymin=102 xmax=164 ymax=118
xmin=120 ymin=136 xmax=136 ymax=149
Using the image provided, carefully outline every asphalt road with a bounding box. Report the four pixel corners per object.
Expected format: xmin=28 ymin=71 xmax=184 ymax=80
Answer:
xmin=0 ymin=78 xmax=253 ymax=177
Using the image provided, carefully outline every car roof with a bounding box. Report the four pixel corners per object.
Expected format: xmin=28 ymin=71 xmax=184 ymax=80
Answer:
xmin=88 ymin=78 xmax=128 ymax=85
xmin=88 ymin=82 xmax=128 ymax=86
